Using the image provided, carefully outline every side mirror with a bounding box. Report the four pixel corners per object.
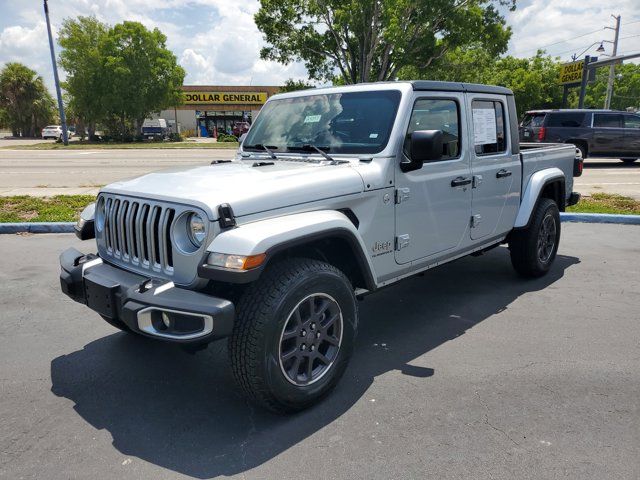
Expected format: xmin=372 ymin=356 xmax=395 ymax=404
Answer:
xmin=402 ymin=130 xmax=443 ymax=172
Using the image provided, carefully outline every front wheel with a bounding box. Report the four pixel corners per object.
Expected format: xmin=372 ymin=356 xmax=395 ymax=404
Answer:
xmin=509 ymin=198 xmax=561 ymax=278
xmin=229 ymin=258 xmax=357 ymax=413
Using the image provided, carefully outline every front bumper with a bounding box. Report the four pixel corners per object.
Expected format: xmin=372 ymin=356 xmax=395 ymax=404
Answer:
xmin=59 ymin=248 xmax=235 ymax=343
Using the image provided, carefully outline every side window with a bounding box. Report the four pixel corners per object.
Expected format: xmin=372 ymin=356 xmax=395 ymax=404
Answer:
xmin=547 ymin=112 xmax=585 ymax=127
xmin=624 ymin=115 xmax=640 ymax=129
xmin=404 ymin=98 xmax=460 ymax=160
xmin=472 ymin=100 xmax=506 ymax=155
xmin=593 ymin=114 xmax=623 ymax=128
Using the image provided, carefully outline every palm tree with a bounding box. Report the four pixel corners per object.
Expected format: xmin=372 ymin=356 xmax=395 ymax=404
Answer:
xmin=0 ymin=62 xmax=56 ymax=137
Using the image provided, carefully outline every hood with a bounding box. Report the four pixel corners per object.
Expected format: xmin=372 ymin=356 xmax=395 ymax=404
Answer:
xmin=102 ymin=159 xmax=365 ymax=219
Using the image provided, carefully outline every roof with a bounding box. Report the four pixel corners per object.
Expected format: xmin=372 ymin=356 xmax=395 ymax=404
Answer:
xmin=410 ymin=80 xmax=513 ymax=96
xmin=524 ymin=109 xmax=622 ymax=114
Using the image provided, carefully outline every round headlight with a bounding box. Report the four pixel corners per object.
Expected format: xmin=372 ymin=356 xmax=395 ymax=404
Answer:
xmin=187 ymin=212 xmax=206 ymax=246
xmin=95 ymin=197 xmax=106 ymax=232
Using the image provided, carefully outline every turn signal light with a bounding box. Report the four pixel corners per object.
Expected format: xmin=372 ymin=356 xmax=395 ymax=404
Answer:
xmin=206 ymin=252 xmax=266 ymax=270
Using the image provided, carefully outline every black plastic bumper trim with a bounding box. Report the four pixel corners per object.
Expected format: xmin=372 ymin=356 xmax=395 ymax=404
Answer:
xmin=59 ymin=248 xmax=235 ymax=343
xmin=567 ymin=192 xmax=581 ymax=207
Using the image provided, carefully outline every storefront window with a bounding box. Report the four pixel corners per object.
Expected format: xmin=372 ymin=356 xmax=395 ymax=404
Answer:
xmin=196 ymin=111 xmax=252 ymax=137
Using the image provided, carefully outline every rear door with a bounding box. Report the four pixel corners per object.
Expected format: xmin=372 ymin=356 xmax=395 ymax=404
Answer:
xmin=623 ymin=114 xmax=640 ymax=157
xmin=591 ymin=113 xmax=626 ymax=157
xmin=467 ymin=95 xmax=522 ymax=240
xmin=394 ymin=94 xmax=472 ymax=264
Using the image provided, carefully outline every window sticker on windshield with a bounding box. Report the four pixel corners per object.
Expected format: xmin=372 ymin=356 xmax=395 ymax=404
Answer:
xmin=304 ymin=115 xmax=321 ymax=124
xmin=369 ymin=133 xmax=379 ymax=138
xmin=472 ymin=108 xmax=497 ymax=145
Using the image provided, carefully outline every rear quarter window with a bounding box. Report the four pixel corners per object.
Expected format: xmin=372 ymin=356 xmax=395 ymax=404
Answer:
xmin=521 ymin=113 xmax=545 ymax=128
xmin=546 ymin=113 xmax=586 ymax=128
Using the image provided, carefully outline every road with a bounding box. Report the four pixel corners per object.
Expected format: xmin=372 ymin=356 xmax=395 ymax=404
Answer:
xmin=0 ymin=148 xmax=639 ymax=198
xmin=1 ymin=223 xmax=639 ymax=479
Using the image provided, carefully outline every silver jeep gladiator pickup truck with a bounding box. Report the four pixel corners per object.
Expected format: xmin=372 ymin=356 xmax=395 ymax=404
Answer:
xmin=60 ymin=81 xmax=582 ymax=412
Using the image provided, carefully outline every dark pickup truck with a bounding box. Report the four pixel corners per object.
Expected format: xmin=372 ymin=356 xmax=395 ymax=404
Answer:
xmin=520 ymin=109 xmax=640 ymax=164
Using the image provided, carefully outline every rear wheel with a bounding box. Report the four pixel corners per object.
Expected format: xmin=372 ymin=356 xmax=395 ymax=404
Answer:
xmin=229 ymin=258 xmax=357 ymax=413
xmin=509 ymin=198 xmax=561 ymax=278
xmin=621 ymin=158 xmax=637 ymax=164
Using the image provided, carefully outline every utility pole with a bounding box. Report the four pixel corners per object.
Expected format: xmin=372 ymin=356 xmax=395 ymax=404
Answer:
xmin=604 ymin=14 xmax=621 ymax=110
xmin=578 ymin=56 xmax=591 ymax=109
xmin=43 ymin=0 xmax=68 ymax=145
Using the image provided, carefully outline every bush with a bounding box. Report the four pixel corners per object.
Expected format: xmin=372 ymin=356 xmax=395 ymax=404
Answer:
xmin=168 ymin=132 xmax=183 ymax=142
xmin=217 ymin=133 xmax=238 ymax=143
xmin=181 ymin=128 xmax=195 ymax=138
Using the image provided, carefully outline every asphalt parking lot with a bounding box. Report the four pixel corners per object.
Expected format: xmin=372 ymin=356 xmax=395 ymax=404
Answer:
xmin=1 ymin=223 xmax=639 ymax=479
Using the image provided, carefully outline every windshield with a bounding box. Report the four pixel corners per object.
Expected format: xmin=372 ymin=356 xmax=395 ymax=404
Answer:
xmin=243 ymin=90 xmax=402 ymax=154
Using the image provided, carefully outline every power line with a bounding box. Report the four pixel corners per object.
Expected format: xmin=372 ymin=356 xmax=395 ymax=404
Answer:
xmin=511 ymin=27 xmax=605 ymax=56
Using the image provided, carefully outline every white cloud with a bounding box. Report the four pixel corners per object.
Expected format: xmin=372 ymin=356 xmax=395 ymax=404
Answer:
xmin=505 ymin=0 xmax=640 ymax=62
xmin=0 ymin=0 xmax=638 ymax=95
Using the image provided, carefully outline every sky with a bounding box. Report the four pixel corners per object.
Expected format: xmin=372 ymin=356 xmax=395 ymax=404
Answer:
xmin=0 ymin=0 xmax=638 ymax=92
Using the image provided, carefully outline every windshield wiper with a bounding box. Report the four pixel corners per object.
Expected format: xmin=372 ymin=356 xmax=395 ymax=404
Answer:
xmin=288 ymin=143 xmax=335 ymax=162
xmin=245 ymin=143 xmax=277 ymax=159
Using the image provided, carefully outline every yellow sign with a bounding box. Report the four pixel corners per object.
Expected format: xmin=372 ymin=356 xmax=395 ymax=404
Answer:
xmin=559 ymin=61 xmax=584 ymax=85
xmin=183 ymin=91 xmax=268 ymax=105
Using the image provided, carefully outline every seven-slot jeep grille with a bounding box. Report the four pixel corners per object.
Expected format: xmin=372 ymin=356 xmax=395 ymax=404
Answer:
xmin=103 ymin=196 xmax=175 ymax=273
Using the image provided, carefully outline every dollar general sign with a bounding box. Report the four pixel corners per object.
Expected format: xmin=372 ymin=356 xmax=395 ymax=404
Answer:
xmin=183 ymin=92 xmax=268 ymax=105
xmin=559 ymin=61 xmax=584 ymax=85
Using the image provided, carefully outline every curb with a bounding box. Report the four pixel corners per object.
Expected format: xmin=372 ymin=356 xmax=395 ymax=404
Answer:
xmin=0 ymin=222 xmax=75 ymax=234
xmin=560 ymin=213 xmax=640 ymax=225
xmin=0 ymin=214 xmax=639 ymax=235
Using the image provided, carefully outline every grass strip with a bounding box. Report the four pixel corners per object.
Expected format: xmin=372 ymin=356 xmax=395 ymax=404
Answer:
xmin=0 ymin=195 xmax=95 ymax=223
xmin=0 ymin=192 xmax=638 ymax=224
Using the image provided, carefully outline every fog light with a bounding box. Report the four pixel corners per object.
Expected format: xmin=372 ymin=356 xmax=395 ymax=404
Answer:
xmin=161 ymin=312 xmax=172 ymax=329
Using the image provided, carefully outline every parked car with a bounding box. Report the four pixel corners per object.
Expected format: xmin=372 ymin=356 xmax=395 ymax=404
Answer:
xmin=520 ymin=109 xmax=640 ymax=164
xmin=142 ymin=118 xmax=170 ymax=140
xmin=41 ymin=125 xmax=71 ymax=140
xmin=61 ymin=81 xmax=582 ymax=413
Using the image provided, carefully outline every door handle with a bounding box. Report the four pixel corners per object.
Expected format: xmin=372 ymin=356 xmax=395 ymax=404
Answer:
xmin=496 ymin=169 xmax=512 ymax=178
xmin=451 ymin=177 xmax=472 ymax=187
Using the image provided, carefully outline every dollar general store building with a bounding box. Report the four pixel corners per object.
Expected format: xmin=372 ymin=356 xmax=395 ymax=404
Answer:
xmin=157 ymin=85 xmax=281 ymax=136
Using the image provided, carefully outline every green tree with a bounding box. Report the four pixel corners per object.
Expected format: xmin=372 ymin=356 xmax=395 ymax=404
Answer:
xmin=58 ymin=16 xmax=109 ymax=139
xmin=570 ymin=63 xmax=640 ymax=110
xmin=279 ymin=78 xmax=315 ymax=92
xmin=0 ymin=62 xmax=56 ymax=137
xmin=483 ymin=53 xmax=564 ymax=116
xmin=99 ymin=21 xmax=185 ymax=139
xmin=255 ymin=0 xmax=515 ymax=84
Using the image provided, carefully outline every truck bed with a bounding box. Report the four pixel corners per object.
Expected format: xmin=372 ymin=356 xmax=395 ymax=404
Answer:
xmin=519 ymin=142 xmax=576 ymax=204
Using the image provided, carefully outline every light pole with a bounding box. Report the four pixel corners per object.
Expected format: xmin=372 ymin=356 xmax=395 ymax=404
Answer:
xmin=604 ymin=15 xmax=621 ymax=109
xmin=43 ymin=0 xmax=68 ymax=145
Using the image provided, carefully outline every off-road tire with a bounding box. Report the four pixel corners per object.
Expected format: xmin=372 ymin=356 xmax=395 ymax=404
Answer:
xmin=229 ymin=258 xmax=357 ymax=413
xmin=509 ymin=198 xmax=561 ymax=278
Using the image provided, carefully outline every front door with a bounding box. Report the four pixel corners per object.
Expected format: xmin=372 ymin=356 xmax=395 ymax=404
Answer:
xmin=395 ymin=94 xmax=472 ymax=264
xmin=467 ymin=96 xmax=522 ymax=240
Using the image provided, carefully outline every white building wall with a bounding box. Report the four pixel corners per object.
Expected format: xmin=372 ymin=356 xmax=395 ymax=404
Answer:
xmin=152 ymin=109 xmax=198 ymax=133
